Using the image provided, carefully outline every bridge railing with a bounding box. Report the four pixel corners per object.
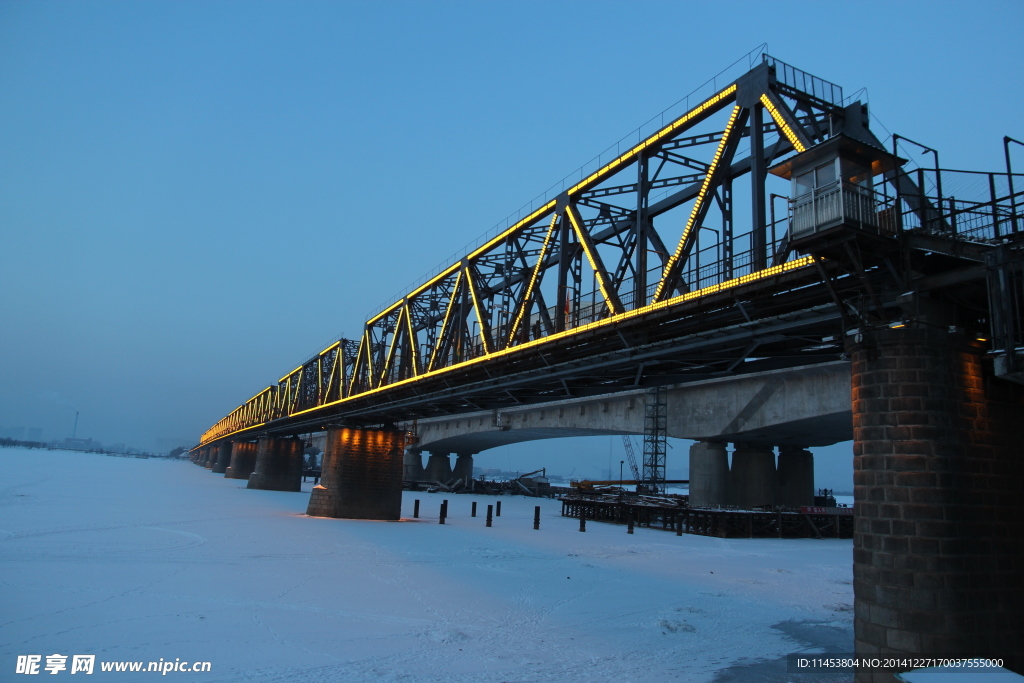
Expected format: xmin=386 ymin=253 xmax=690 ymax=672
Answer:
xmin=886 ymin=168 xmax=1024 ymax=241
xmin=787 ymin=170 xmax=1024 ymax=245
xmin=763 ymin=55 xmax=844 ymax=109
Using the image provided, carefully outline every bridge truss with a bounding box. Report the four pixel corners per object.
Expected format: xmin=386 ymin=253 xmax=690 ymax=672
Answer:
xmin=198 ymin=56 xmax=1024 ymax=449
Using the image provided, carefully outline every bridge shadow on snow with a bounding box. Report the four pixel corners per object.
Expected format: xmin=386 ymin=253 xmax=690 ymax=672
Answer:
xmin=712 ymin=619 xmax=853 ymax=683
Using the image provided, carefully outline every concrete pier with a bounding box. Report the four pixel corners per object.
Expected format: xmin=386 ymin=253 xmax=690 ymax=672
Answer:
xmin=776 ymin=446 xmax=814 ymax=508
xmin=212 ymin=442 xmax=232 ymax=474
xmin=452 ymin=453 xmax=474 ymax=483
xmin=225 ymin=441 xmax=258 ymax=480
xmin=424 ymin=452 xmax=453 ymax=482
xmin=687 ymin=441 xmax=729 ymax=507
xmin=203 ymin=447 xmax=215 ymax=469
xmin=730 ymin=444 xmax=776 ymax=508
xmin=403 ymin=449 xmax=424 ymax=481
xmin=851 ymin=326 xmax=1024 ymax=680
xmin=246 ymin=437 xmax=303 ymax=492
xmin=306 ymin=427 xmax=405 ymax=520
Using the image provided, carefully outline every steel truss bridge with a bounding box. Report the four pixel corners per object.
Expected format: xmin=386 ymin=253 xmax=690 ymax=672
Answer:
xmin=197 ymin=56 xmax=1024 ymax=460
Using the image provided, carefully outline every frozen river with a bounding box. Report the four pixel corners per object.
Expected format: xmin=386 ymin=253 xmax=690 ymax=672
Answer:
xmin=1 ymin=448 xmax=854 ymax=681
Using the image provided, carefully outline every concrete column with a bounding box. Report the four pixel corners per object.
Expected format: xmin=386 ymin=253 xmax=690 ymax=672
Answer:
xmin=403 ymin=449 xmax=424 ymax=481
xmin=212 ymin=442 xmax=232 ymax=474
xmin=687 ymin=441 xmax=729 ymax=507
xmin=452 ymin=453 xmax=474 ymax=483
xmin=424 ymin=452 xmax=453 ymax=482
xmin=306 ymin=426 xmax=405 ymax=520
xmin=203 ymin=447 xmax=215 ymax=469
xmin=850 ymin=327 xmax=1024 ymax=680
xmin=777 ymin=445 xmax=814 ymax=508
xmin=730 ymin=443 xmax=776 ymax=509
xmin=225 ymin=441 xmax=258 ymax=480
xmin=246 ymin=437 xmax=303 ymax=492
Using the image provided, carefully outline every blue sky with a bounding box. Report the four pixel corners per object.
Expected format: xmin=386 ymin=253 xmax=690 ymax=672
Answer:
xmin=1 ymin=1 xmax=1021 ymax=484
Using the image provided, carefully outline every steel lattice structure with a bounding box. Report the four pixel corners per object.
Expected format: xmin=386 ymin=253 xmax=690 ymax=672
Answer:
xmin=197 ymin=55 xmax=1024 ymax=448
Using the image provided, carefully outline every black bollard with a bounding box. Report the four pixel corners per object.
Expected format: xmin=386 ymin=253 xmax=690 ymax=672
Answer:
xmin=676 ymin=516 xmax=683 ymax=536
xmin=627 ymin=510 xmax=634 ymax=534
xmin=439 ymin=501 xmax=447 ymax=525
xmin=579 ymin=514 xmax=586 ymax=532
xmin=413 ymin=499 xmax=420 ymax=518
xmin=496 ymin=500 xmax=501 ymax=517
xmin=471 ymin=501 xmax=477 ymax=517
xmin=486 ymin=504 xmax=493 ymax=527
xmin=534 ymin=506 xmax=540 ymax=530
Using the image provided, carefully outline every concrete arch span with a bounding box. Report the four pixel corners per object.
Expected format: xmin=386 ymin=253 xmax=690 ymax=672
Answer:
xmin=402 ymin=361 xmax=852 ymax=486
xmin=408 ymin=361 xmax=852 ymax=457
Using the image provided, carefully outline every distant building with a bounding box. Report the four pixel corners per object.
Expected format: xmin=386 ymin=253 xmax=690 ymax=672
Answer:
xmin=62 ymin=438 xmax=99 ymax=451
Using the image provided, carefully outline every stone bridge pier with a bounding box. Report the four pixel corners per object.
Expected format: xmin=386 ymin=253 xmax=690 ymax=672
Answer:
xmin=686 ymin=441 xmax=815 ymax=508
xmin=306 ymin=426 xmax=405 ymax=520
xmin=246 ymin=436 xmax=304 ymax=492
xmin=225 ymin=441 xmax=258 ymax=480
xmin=850 ymin=326 xmax=1024 ymax=680
xmin=211 ymin=442 xmax=232 ymax=474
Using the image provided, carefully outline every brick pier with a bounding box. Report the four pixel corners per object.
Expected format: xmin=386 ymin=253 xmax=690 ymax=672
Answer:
xmin=306 ymin=427 xmax=405 ymax=520
xmin=851 ymin=326 xmax=1024 ymax=681
xmin=224 ymin=441 xmax=258 ymax=480
xmin=246 ymin=436 xmax=303 ymax=492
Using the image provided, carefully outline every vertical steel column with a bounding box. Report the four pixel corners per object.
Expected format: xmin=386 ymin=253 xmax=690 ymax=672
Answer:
xmin=750 ymin=103 xmax=767 ymax=271
xmin=456 ymin=261 xmax=472 ymax=362
xmin=721 ymin=177 xmax=734 ymax=280
xmin=635 ymin=155 xmax=650 ymax=308
xmin=555 ymin=209 xmax=570 ymax=333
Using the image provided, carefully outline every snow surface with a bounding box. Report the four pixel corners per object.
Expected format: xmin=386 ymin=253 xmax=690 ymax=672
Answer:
xmin=1 ymin=448 xmax=854 ymax=682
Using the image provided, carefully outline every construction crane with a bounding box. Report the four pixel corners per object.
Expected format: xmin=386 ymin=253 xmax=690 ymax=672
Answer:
xmin=621 ymin=435 xmax=641 ymax=481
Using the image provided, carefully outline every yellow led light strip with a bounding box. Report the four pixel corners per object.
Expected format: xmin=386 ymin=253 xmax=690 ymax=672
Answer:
xmin=362 ymin=329 xmax=378 ymax=389
xmin=404 ymin=301 xmax=420 ymax=376
xmin=278 ymin=365 xmax=302 ymax=384
xmin=380 ymin=305 xmax=405 ymax=384
xmin=366 ymin=263 xmax=461 ymax=327
xmin=506 ymin=212 xmax=560 ymax=346
xmin=203 ymin=422 xmax=268 ymax=445
xmin=367 ymin=203 xmax=556 ymax=331
xmin=568 ymin=84 xmax=738 ymax=197
xmin=428 ymin=270 xmax=463 ymax=372
xmin=760 ymin=93 xmax=807 ymax=153
xmin=291 ymin=373 xmax=302 ymax=414
xmin=654 ymin=104 xmax=743 ymax=302
xmin=566 ymin=205 xmax=620 ymax=315
xmin=347 ymin=332 xmax=368 ymax=396
xmin=464 ymin=265 xmax=491 ymax=355
xmin=325 ymin=349 xmax=339 ymax=401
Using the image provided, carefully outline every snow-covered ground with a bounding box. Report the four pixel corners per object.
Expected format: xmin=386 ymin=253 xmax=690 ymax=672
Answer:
xmin=1 ymin=448 xmax=854 ymax=682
